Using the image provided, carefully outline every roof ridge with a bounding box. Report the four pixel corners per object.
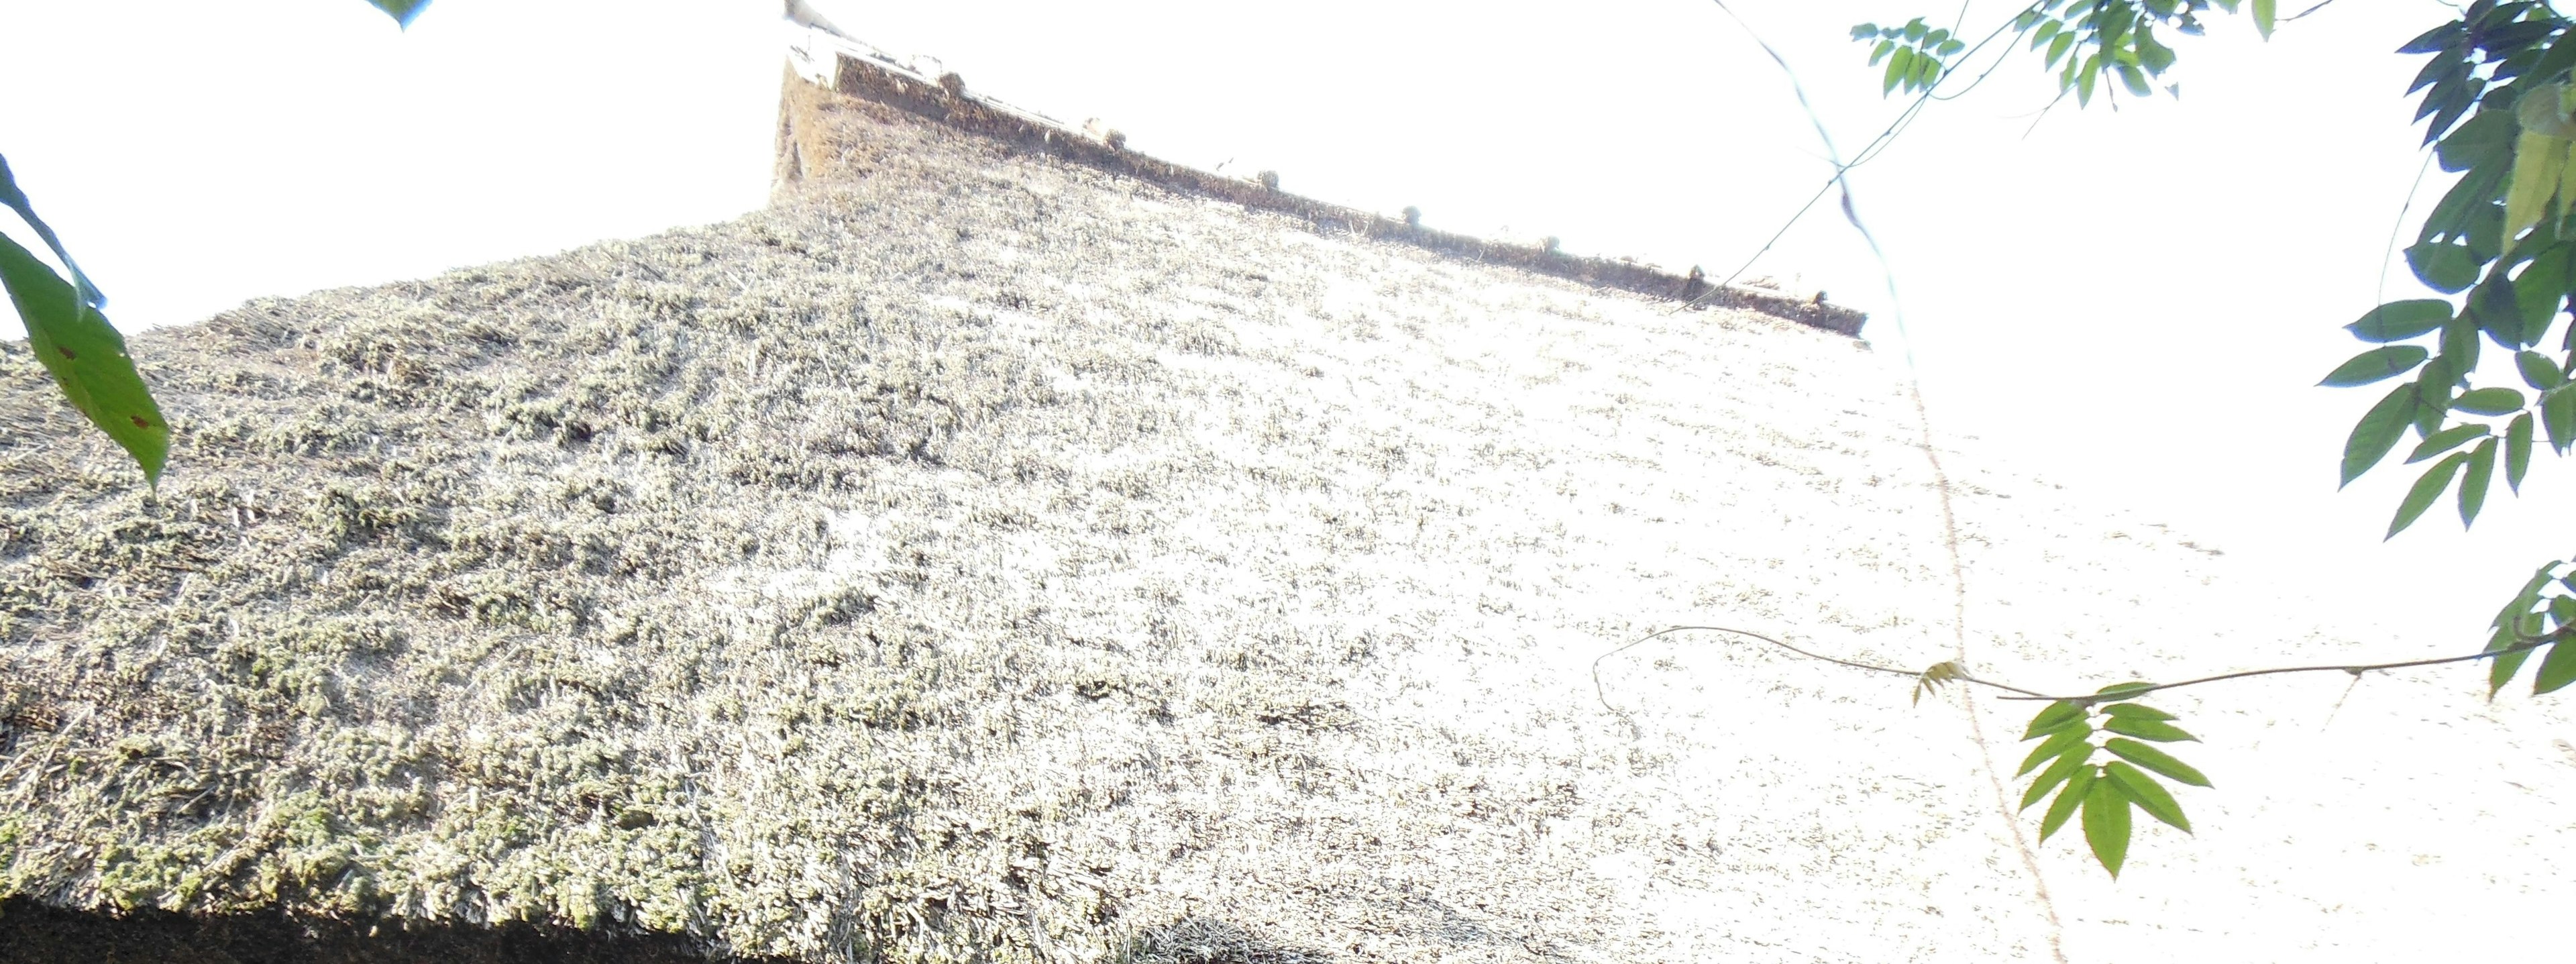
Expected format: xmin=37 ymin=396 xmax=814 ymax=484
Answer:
xmin=781 ymin=25 xmax=1866 ymax=338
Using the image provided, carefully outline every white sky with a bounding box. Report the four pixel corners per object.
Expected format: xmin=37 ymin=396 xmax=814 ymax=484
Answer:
xmin=0 ymin=0 xmax=2557 ymax=648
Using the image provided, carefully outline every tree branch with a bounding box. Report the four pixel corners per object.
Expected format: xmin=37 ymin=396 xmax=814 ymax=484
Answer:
xmin=1593 ymin=624 xmax=2573 ymax=713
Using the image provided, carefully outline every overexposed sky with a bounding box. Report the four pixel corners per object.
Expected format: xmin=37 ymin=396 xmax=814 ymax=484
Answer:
xmin=0 ymin=1 xmax=2557 ymax=647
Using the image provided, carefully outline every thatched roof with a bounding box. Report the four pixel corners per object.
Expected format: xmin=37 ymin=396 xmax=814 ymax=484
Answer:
xmin=5 ymin=60 xmax=2573 ymax=964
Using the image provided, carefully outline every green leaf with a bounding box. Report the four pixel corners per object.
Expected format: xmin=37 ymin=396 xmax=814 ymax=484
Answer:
xmin=2414 ymin=373 xmax=2455 ymax=437
xmin=2406 ymin=242 xmax=2481 ymax=294
xmin=2397 ymin=20 xmax=2463 ymax=55
xmin=2092 ymin=681 xmax=2157 ymax=702
xmin=1871 ymin=38 xmax=1897 ymax=66
xmin=2021 ymin=700 xmax=2088 ymax=740
xmin=2460 ymin=437 xmax=2498 ymax=527
xmin=2423 ymin=78 xmax=2484 ymax=146
xmin=2346 ymin=299 xmax=2452 ymax=341
xmin=2455 ymin=386 xmax=2528 ymax=415
xmin=0 ymin=233 xmax=169 ymax=486
xmin=2440 ymin=109 xmax=2518 ymax=173
xmin=1851 ymin=23 xmax=1881 ymax=40
xmin=2475 ymin=272 xmax=2524 ymax=346
xmin=2558 ymin=141 xmax=2576 ymax=238
xmin=2100 ymin=703 xmax=2177 ymax=722
xmin=2508 ymin=411 xmax=2536 ymax=491
xmin=366 ymin=0 xmax=431 ymax=27
xmin=2136 ymin=28 xmax=2176 ymax=74
xmin=2480 ymin=19 xmax=2560 ymax=58
xmin=2512 ymin=249 xmax=2568 ymax=340
xmin=2506 ymin=129 xmax=2572 ymax=244
xmin=2082 ymin=777 xmax=2133 ymax=877
xmin=2117 ymin=64 xmax=2152 ymax=97
xmin=2100 ymin=715 xmax=2198 ymax=743
xmin=2021 ymin=748 xmax=2094 ymax=812
xmin=2534 ymin=638 xmax=2576 ymax=694
xmin=2524 ymin=24 xmax=2576 ymax=79
xmin=2404 ymin=422 xmax=2488 ymax=462
xmin=2102 ymin=761 xmax=2192 ymax=833
xmin=2033 ymin=19 xmax=2065 ymax=50
xmin=2490 ymin=624 xmax=2538 ymax=695
xmin=2102 ymin=737 xmax=2212 ymax=787
xmin=2341 ymin=384 xmax=2420 ymax=485
xmin=1884 ymin=46 xmax=1913 ymax=93
xmin=2320 ymin=345 xmax=2430 ymax=386
xmin=2468 ymin=189 xmax=2508 ymax=263
xmin=2389 ymin=451 xmax=2471 ymax=538
xmin=2039 ymin=766 xmax=2096 ymax=843
xmin=2019 ymin=725 xmax=2094 ymax=776
xmin=2442 ymin=312 xmax=2485 ymax=376
xmin=2520 ymin=350 xmax=2568 ymax=390
xmin=2497 ymin=560 xmax=2563 ymax=632
xmin=2548 ymin=386 xmax=2576 ymax=453
xmin=2425 ymin=165 xmax=2506 ymax=240
xmin=2251 ymin=0 xmax=2276 ymax=39
xmin=2047 ymin=31 xmax=2078 ymax=68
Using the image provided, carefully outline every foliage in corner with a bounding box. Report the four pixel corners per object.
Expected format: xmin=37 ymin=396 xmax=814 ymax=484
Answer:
xmin=1851 ymin=0 xmax=2576 ymax=876
xmin=2326 ymin=1 xmax=2576 ymax=696
xmin=1 ymin=1 xmax=429 ymax=486
xmin=0 ymin=157 xmax=167 ymax=485
xmin=366 ymin=0 xmax=433 ymax=28
xmin=1854 ymin=1 xmax=2275 ymax=107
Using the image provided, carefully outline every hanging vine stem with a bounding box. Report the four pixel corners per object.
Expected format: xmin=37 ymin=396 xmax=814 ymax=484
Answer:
xmin=1592 ymin=623 xmax=2576 ymax=712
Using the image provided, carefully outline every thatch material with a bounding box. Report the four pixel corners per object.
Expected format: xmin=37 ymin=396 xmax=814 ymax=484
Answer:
xmin=5 ymin=68 xmax=2573 ymax=964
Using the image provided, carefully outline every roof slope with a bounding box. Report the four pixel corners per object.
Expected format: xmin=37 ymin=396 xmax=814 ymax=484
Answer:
xmin=3 ymin=74 xmax=2573 ymax=964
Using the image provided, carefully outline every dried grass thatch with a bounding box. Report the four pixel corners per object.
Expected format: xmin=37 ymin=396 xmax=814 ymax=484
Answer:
xmin=5 ymin=69 xmax=2575 ymax=964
